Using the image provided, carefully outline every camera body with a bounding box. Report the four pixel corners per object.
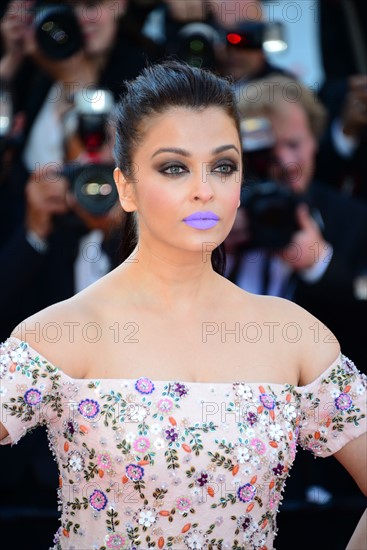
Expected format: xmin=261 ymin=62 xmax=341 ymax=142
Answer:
xmin=240 ymin=117 xmax=303 ymax=250
xmin=63 ymin=89 xmax=118 ymax=217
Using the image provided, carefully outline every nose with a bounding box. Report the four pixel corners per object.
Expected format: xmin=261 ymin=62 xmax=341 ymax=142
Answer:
xmin=191 ymin=172 xmax=215 ymax=203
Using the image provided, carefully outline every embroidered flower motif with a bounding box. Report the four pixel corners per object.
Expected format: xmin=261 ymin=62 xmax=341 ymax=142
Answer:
xmin=195 ymin=470 xmax=210 ymax=487
xmin=68 ymin=451 xmax=85 ymax=472
xmin=272 ymin=462 xmax=284 ymax=476
xmin=282 ymin=403 xmax=297 ymax=421
xmin=237 ymin=483 xmax=257 ymax=503
xmin=125 ymin=403 xmax=149 ymax=422
xmin=259 ymin=394 xmax=275 ymax=410
xmin=89 ymin=489 xmax=108 ymax=511
xmin=78 ymin=398 xmax=100 ymax=419
xmin=173 ymin=382 xmax=189 ymax=397
xmin=165 ymin=427 xmax=178 ymax=442
xmin=135 ymin=377 xmax=155 ymax=395
xmin=149 ymin=423 xmax=161 ymax=435
xmin=10 ymin=348 xmax=28 ymax=365
xmin=237 ymin=514 xmax=255 ymax=531
xmin=125 ymin=464 xmax=144 ymax=482
xmin=234 ymin=383 xmax=253 ymax=400
xmin=184 ymin=530 xmax=206 ymax=550
xmin=237 ymin=446 xmax=251 ymax=463
xmin=156 ymin=397 xmax=174 ymax=414
xmin=24 ymin=388 xmax=42 ymax=406
xmin=105 ymin=532 xmax=129 ymax=549
xmin=138 ymin=509 xmax=157 ymax=528
xmin=246 ymin=412 xmax=258 ymax=426
xmin=250 ymin=438 xmax=266 ymax=455
xmin=63 ymin=419 xmax=79 ymax=440
xmin=268 ymin=424 xmax=284 ymax=441
xmin=335 ymin=393 xmax=353 ymax=411
xmin=97 ymin=452 xmax=113 ymax=470
xmin=175 ymin=495 xmax=192 ymax=514
xmin=153 ymin=438 xmax=165 ymax=450
xmin=133 ymin=436 xmax=151 ymax=453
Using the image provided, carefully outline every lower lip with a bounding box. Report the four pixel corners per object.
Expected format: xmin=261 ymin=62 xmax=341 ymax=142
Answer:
xmin=183 ymin=219 xmax=219 ymax=230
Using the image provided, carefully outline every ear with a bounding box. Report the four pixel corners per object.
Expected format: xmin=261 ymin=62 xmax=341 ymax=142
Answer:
xmin=113 ymin=167 xmax=137 ymax=212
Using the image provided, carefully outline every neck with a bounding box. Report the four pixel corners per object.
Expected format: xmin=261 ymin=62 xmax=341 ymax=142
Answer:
xmin=119 ymin=241 xmax=219 ymax=312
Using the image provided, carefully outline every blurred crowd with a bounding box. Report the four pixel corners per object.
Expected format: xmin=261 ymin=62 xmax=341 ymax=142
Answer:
xmin=0 ymin=0 xmax=366 ymax=548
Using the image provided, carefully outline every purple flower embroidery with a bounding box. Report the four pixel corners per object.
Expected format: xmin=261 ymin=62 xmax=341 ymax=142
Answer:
xmin=259 ymin=394 xmax=275 ymax=410
xmin=135 ymin=377 xmax=155 ymax=395
xmin=335 ymin=392 xmax=353 ymax=411
xmin=237 ymin=483 xmax=257 ymax=503
xmin=78 ymin=398 xmax=100 ymax=419
xmin=195 ymin=471 xmax=209 ymax=487
xmin=272 ymin=462 xmax=284 ymax=476
xmin=173 ymin=382 xmax=189 ymax=397
xmin=247 ymin=412 xmax=258 ymax=426
xmin=125 ymin=463 xmax=144 ymax=482
xmin=165 ymin=427 xmax=178 ymax=442
xmin=237 ymin=514 xmax=253 ymax=531
xmin=89 ymin=489 xmax=108 ymax=511
xmin=24 ymin=388 xmax=42 ymax=406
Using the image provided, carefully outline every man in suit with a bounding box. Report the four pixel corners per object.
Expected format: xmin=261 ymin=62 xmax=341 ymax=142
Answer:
xmin=228 ymin=74 xmax=367 ymax=374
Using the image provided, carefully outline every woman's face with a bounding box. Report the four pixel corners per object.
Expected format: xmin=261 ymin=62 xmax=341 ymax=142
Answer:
xmin=116 ymin=107 xmax=242 ymax=259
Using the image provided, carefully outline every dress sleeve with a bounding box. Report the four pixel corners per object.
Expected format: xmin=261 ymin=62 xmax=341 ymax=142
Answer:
xmin=298 ymin=353 xmax=367 ymax=458
xmin=0 ymin=337 xmax=62 ymax=445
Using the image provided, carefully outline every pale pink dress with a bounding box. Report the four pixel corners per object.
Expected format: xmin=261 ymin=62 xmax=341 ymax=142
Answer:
xmin=1 ymin=337 xmax=366 ymax=550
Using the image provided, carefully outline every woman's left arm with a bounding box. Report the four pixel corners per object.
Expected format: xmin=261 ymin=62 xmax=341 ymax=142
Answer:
xmin=334 ymin=433 xmax=367 ymax=549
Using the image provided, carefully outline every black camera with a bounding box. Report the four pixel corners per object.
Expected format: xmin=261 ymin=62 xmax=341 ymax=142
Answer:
xmin=166 ymin=22 xmax=221 ymax=70
xmin=240 ymin=117 xmax=302 ymax=250
xmin=63 ymin=89 xmax=118 ymax=217
xmin=226 ymin=21 xmax=287 ymax=53
xmin=33 ymin=3 xmax=84 ymax=60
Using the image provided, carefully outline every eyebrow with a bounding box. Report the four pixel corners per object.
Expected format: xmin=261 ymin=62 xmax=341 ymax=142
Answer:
xmin=151 ymin=144 xmax=240 ymax=159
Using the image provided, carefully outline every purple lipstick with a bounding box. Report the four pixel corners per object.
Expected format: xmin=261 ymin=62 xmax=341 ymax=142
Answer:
xmin=183 ymin=211 xmax=220 ymax=230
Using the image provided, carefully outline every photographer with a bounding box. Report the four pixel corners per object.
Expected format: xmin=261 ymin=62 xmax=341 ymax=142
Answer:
xmin=228 ymin=74 xmax=367 ymax=372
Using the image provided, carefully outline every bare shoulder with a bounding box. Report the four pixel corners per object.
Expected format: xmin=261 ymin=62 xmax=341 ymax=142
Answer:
xmin=220 ymin=279 xmax=340 ymax=385
xmin=252 ymin=293 xmax=341 ymax=385
xmin=10 ymin=292 xmax=101 ymax=378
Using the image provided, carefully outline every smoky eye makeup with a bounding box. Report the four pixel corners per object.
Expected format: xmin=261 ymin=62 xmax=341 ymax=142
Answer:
xmin=213 ymin=159 xmax=239 ymax=171
xmin=157 ymin=162 xmax=188 ymax=176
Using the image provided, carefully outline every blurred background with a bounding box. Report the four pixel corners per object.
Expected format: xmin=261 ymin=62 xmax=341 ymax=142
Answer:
xmin=0 ymin=1 xmax=366 ymax=548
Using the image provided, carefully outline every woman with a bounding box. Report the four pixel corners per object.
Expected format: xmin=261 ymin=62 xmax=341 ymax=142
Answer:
xmin=0 ymin=61 xmax=366 ymax=549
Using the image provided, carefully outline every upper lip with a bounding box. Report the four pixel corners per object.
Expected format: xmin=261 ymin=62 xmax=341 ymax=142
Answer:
xmin=183 ymin=211 xmax=220 ymax=221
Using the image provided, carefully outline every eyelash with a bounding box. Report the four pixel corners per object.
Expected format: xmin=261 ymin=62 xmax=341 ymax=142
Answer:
xmin=159 ymin=161 xmax=239 ymax=177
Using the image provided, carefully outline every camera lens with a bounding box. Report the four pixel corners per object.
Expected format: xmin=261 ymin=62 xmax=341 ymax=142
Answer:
xmin=68 ymin=164 xmax=118 ymax=216
xmin=34 ymin=5 xmax=84 ymax=60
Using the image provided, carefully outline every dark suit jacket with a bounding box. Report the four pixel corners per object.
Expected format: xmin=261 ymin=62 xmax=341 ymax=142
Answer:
xmin=292 ymin=181 xmax=367 ymax=370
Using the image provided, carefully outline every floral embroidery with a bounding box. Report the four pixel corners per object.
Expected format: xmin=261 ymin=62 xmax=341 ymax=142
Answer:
xmin=0 ymin=339 xmax=365 ymax=550
xmin=135 ymin=377 xmax=155 ymax=395
xmin=104 ymin=531 xmax=129 ymax=549
xmin=78 ymin=398 xmax=100 ymax=419
xmin=237 ymin=483 xmax=257 ymax=503
xmin=23 ymin=388 xmax=42 ymax=406
xmin=335 ymin=392 xmax=353 ymax=411
xmin=125 ymin=464 xmax=144 ymax=482
xmin=89 ymin=489 xmax=108 ymax=511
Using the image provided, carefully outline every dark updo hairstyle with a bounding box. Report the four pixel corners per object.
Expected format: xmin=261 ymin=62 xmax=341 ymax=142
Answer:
xmin=112 ymin=59 xmax=241 ymax=275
